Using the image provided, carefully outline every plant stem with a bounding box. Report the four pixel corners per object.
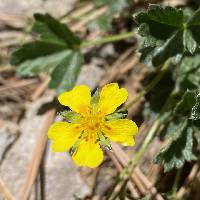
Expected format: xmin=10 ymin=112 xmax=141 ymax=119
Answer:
xmin=172 ymin=168 xmax=182 ymax=198
xmin=125 ymin=58 xmax=171 ymax=109
xmin=80 ymin=32 xmax=135 ymax=49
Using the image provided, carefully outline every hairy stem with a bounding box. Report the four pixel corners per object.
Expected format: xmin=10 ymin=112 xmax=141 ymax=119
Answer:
xmin=80 ymin=32 xmax=135 ymax=48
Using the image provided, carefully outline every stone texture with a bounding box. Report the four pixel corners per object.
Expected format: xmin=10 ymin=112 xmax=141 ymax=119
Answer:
xmin=0 ymin=95 xmax=90 ymax=199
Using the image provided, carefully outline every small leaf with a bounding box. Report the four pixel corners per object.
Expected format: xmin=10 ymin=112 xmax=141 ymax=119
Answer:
xmin=176 ymin=54 xmax=200 ymax=89
xmin=183 ymin=29 xmax=197 ymax=54
xmin=191 ymin=92 xmax=200 ymax=120
xmin=174 ymin=90 xmax=196 ymax=117
xmin=135 ymin=5 xmax=200 ymax=66
xmin=154 ymin=127 xmax=195 ymax=172
xmin=163 ymin=118 xmax=188 ymax=140
xmin=49 ymin=51 xmax=84 ymax=94
xmin=11 ymin=14 xmax=83 ymax=95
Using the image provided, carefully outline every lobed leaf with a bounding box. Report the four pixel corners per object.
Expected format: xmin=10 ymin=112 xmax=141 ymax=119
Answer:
xmin=154 ymin=127 xmax=195 ymax=172
xmin=135 ymin=5 xmax=200 ymax=66
xmin=11 ymin=14 xmax=83 ymax=94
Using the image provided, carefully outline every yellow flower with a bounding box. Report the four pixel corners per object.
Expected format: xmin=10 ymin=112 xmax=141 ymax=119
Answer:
xmin=48 ymin=83 xmax=138 ymax=168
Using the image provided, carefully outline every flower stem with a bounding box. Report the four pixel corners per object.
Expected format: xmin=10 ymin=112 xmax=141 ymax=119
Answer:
xmin=80 ymin=32 xmax=135 ymax=49
xmin=125 ymin=58 xmax=171 ymax=109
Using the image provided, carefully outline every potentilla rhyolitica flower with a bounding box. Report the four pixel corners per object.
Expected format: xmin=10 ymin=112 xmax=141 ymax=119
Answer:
xmin=48 ymin=83 xmax=138 ymax=167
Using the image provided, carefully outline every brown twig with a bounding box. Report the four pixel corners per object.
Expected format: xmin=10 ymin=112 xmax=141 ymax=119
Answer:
xmin=106 ymin=150 xmax=140 ymax=199
xmin=31 ymin=77 xmax=50 ymax=101
xmin=0 ymin=79 xmax=39 ymax=93
xmin=111 ymin=143 xmax=165 ymax=200
xmin=18 ymin=108 xmax=56 ymax=200
xmin=177 ymin=163 xmax=200 ymax=199
xmin=0 ymin=177 xmax=16 ymax=200
xmin=100 ymin=48 xmax=135 ymax=86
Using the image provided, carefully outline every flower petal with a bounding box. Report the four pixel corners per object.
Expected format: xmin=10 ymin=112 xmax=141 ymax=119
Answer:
xmin=98 ymin=83 xmax=128 ymax=115
xmin=58 ymin=85 xmax=91 ymax=114
xmin=102 ymin=119 xmax=138 ymax=146
xmin=72 ymin=139 xmax=103 ymax=168
xmin=48 ymin=122 xmax=81 ymax=152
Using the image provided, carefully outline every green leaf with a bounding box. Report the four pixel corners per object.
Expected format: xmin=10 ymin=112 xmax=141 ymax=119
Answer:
xmin=191 ymin=92 xmax=200 ymax=120
xmin=135 ymin=5 xmax=200 ymax=66
xmin=183 ymin=29 xmax=197 ymax=54
xmin=11 ymin=14 xmax=83 ymax=94
xmin=176 ymin=54 xmax=200 ymax=89
xmin=33 ymin=13 xmax=81 ymax=47
xmin=174 ymin=90 xmax=196 ymax=117
xmin=154 ymin=127 xmax=195 ymax=172
xmin=162 ymin=118 xmax=188 ymax=140
xmin=49 ymin=51 xmax=84 ymax=94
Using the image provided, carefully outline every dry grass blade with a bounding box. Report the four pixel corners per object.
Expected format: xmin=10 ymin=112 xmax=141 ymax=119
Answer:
xmin=177 ymin=163 xmax=200 ymax=199
xmin=0 ymin=79 xmax=39 ymax=93
xmin=100 ymin=48 xmax=135 ymax=86
xmin=18 ymin=108 xmax=56 ymax=200
xmin=0 ymin=177 xmax=16 ymax=200
xmin=106 ymin=150 xmax=140 ymax=199
xmin=31 ymin=77 xmax=50 ymax=101
xmin=111 ymin=143 xmax=165 ymax=200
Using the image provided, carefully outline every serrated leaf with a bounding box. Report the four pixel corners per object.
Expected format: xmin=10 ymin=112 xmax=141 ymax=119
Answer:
xmin=162 ymin=118 xmax=188 ymax=140
xmin=176 ymin=54 xmax=200 ymax=89
xmin=174 ymin=90 xmax=196 ymax=117
xmin=49 ymin=51 xmax=84 ymax=94
xmin=135 ymin=5 xmax=200 ymax=66
xmin=11 ymin=14 xmax=83 ymax=95
xmin=191 ymin=92 xmax=200 ymax=120
xmin=154 ymin=127 xmax=195 ymax=172
xmin=183 ymin=29 xmax=197 ymax=54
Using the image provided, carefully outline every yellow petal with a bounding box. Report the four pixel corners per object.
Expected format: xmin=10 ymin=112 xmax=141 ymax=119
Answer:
xmin=98 ymin=83 xmax=128 ymax=115
xmin=58 ymin=85 xmax=91 ymax=114
xmin=72 ymin=139 xmax=103 ymax=168
xmin=102 ymin=119 xmax=138 ymax=146
xmin=48 ymin=122 xmax=81 ymax=152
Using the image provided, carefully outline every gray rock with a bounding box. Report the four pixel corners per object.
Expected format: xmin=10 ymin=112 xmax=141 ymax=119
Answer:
xmin=0 ymin=95 xmax=90 ymax=199
xmin=0 ymin=121 xmax=19 ymax=163
xmin=77 ymin=61 xmax=105 ymax=90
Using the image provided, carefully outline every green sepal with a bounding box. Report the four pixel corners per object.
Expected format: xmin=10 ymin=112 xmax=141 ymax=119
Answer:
xmin=106 ymin=108 xmax=128 ymax=121
xmin=97 ymin=133 xmax=112 ymax=150
xmin=91 ymin=89 xmax=100 ymax=112
xmin=59 ymin=110 xmax=81 ymax=123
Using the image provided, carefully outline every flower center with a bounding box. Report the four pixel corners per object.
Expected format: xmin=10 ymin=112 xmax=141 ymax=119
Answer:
xmin=81 ymin=110 xmax=104 ymax=133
